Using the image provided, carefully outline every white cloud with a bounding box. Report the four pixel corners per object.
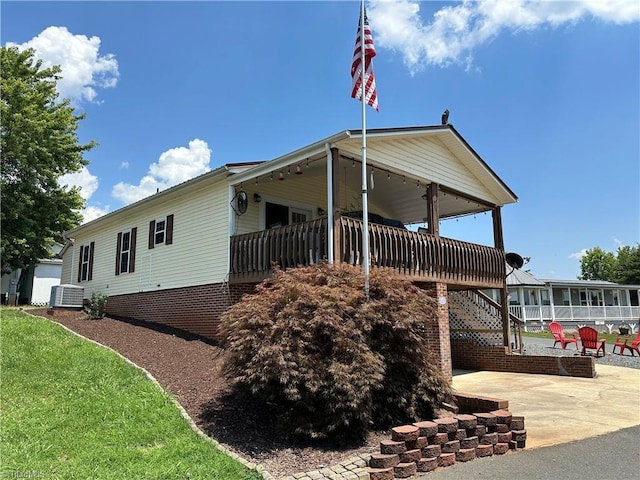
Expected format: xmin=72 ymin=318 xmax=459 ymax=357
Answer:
xmin=112 ymin=139 xmax=212 ymax=205
xmin=7 ymin=26 xmax=119 ymax=103
xmin=569 ymin=248 xmax=588 ymax=260
xmin=59 ymin=166 xmax=99 ymax=200
xmin=82 ymin=205 xmax=110 ymax=224
xmin=368 ymin=0 xmax=640 ymax=72
xmin=612 ymin=236 xmax=625 ymax=248
xmin=58 ymin=166 xmax=110 ymax=223
xmin=120 ymin=161 xmax=129 ymax=169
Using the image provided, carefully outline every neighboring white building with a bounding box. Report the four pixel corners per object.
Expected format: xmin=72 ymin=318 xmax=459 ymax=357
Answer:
xmin=1 ymin=243 xmax=63 ymax=305
xmin=485 ymin=268 xmax=640 ymax=331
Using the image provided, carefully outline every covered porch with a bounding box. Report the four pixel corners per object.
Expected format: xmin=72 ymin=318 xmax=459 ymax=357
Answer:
xmin=227 ymin=126 xmax=516 ymax=291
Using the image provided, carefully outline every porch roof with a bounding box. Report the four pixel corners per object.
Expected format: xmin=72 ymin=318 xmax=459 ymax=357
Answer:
xmin=229 ymin=125 xmax=518 ymax=224
xmin=506 ymin=266 xmax=545 ymax=287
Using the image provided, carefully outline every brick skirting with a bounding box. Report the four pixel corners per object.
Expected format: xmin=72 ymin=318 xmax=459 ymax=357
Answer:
xmin=451 ymin=339 xmax=596 ymax=378
xmin=106 ymin=282 xmax=257 ymax=340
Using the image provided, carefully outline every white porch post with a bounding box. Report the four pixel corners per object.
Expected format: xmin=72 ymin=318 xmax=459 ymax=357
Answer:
xmin=227 ymin=185 xmax=236 ymax=277
xmin=325 ymin=143 xmax=334 ymax=264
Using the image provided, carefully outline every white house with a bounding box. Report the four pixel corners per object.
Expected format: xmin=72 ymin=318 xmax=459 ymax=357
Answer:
xmin=61 ymin=124 xmax=522 ymax=379
xmin=485 ymin=269 xmax=640 ymax=332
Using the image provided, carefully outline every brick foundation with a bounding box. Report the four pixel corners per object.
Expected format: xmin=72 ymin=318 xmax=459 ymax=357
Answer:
xmin=105 ymin=282 xmax=257 ymax=340
xmin=451 ymin=339 xmax=596 ymax=378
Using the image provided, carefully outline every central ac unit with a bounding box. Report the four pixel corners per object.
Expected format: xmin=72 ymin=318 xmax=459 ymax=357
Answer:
xmin=49 ymin=284 xmax=84 ymax=308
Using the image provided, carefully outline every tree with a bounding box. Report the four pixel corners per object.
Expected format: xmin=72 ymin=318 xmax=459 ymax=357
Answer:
xmin=220 ymin=263 xmax=454 ymax=440
xmin=615 ymin=244 xmax=640 ymax=285
xmin=1 ymin=46 xmax=96 ymax=273
xmin=578 ymin=247 xmax=617 ymax=281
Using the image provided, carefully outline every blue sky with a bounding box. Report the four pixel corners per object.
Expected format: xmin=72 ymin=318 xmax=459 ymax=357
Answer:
xmin=2 ymin=1 xmax=639 ymax=280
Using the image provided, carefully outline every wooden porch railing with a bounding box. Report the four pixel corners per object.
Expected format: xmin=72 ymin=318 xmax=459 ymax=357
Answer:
xmin=338 ymin=217 xmax=505 ymax=287
xmin=229 ymin=217 xmax=505 ymax=288
xmin=229 ymin=218 xmax=329 ymax=283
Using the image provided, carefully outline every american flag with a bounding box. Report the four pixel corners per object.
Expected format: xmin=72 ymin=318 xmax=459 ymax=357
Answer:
xmin=351 ymin=4 xmax=379 ymax=111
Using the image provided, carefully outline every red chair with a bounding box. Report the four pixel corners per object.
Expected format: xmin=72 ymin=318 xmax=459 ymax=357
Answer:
xmin=549 ymin=321 xmax=579 ymax=350
xmin=613 ymin=331 xmax=640 ymax=356
xmin=578 ymin=326 xmax=606 ymax=357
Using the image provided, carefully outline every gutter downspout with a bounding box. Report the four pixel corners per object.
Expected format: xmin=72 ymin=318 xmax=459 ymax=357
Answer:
xmin=325 ymin=142 xmax=334 ymax=264
xmin=68 ymin=238 xmax=76 ymax=285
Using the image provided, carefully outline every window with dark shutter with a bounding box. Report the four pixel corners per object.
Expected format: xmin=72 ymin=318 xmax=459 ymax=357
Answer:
xmin=115 ymin=232 xmax=122 ymax=275
xmin=77 ymin=242 xmax=95 ymax=282
xmin=129 ymin=227 xmax=137 ymax=273
xmin=148 ymin=214 xmax=174 ymax=248
xmin=88 ymin=242 xmax=95 ymax=281
xmin=148 ymin=220 xmax=156 ymax=249
xmin=116 ymin=228 xmax=137 ymax=275
xmin=166 ymin=214 xmax=174 ymax=245
xmin=78 ymin=245 xmax=84 ymax=282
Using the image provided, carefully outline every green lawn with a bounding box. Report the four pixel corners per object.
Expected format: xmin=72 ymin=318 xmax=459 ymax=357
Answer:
xmin=0 ymin=308 xmax=262 ymax=480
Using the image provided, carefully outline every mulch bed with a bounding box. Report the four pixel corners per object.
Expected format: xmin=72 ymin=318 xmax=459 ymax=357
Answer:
xmin=29 ymin=309 xmax=383 ymax=478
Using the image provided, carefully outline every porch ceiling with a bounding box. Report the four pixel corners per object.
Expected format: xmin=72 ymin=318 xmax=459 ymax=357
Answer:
xmin=332 ymin=155 xmax=491 ymax=224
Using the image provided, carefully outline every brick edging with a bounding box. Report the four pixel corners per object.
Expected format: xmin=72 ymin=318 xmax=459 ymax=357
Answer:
xmin=368 ymin=411 xmax=526 ymax=479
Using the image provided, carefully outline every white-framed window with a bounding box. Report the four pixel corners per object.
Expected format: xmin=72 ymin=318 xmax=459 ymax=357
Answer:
xmin=290 ymin=208 xmax=311 ymax=224
xmin=120 ymin=230 xmax=131 ymax=274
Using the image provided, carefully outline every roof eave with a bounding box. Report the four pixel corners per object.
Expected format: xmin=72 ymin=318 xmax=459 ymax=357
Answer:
xmin=228 ymin=130 xmax=351 ymax=185
xmin=64 ymin=163 xmax=245 ymax=238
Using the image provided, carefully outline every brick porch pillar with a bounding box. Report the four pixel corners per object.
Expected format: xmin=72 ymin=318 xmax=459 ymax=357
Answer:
xmin=430 ymin=282 xmax=452 ymax=382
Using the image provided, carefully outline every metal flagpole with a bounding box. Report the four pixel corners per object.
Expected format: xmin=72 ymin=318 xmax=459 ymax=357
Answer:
xmin=360 ymin=0 xmax=370 ymax=299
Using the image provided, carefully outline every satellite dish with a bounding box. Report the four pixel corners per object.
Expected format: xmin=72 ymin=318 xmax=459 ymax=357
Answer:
xmin=506 ymin=252 xmax=524 ymax=270
xmin=232 ymin=191 xmax=248 ymax=215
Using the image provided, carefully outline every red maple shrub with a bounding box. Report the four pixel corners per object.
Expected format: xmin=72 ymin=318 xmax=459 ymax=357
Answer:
xmin=220 ymin=262 xmax=454 ymax=439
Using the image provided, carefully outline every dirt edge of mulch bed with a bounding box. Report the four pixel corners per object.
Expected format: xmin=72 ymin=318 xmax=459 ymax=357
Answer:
xmin=27 ymin=309 xmax=385 ymax=478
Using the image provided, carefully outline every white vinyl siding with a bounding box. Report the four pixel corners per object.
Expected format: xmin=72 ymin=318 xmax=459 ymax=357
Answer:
xmin=60 ymin=246 xmax=74 ymax=285
xmin=65 ymin=176 xmax=230 ymax=299
xmin=234 ymin=177 xmax=328 ymax=234
xmin=336 ymin=135 xmax=501 ymax=204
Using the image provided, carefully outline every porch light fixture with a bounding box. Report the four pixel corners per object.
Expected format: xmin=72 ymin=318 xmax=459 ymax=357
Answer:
xmin=253 ymin=193 xmax=262 ymax=203
xmin=270 ymin=172 xmax=274 ymax=181
xmin=279 ymin=171 xmax=285 ymax=181
xmin=287 ymin=166 xmax=291 ymax=175
xmin=295 ymin=165 xmax=303 ymax=175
